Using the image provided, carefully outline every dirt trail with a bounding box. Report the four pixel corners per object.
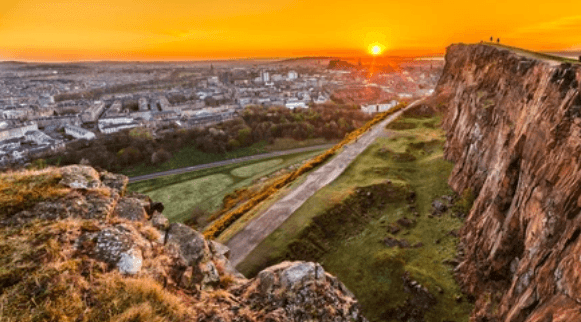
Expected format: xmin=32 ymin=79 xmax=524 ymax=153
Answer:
xmin=227 ymin=104 xmax=414 ymax=266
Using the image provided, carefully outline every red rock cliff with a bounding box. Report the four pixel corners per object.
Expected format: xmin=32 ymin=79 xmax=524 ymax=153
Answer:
xmin=438 ymin=44 xmax=581 ymax=321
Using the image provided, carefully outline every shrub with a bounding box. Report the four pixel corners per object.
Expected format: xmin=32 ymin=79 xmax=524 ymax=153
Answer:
xmin=150 ymin=149 xmax=171 ymax=166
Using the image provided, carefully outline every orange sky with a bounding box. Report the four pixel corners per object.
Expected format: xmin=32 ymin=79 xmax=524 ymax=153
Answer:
xmin=0 ymin=0 xmax=580 ymax=61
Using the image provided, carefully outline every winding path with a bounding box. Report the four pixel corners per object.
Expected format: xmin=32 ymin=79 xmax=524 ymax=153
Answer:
xmin=227 ymin=103 xmax=415 ymax=266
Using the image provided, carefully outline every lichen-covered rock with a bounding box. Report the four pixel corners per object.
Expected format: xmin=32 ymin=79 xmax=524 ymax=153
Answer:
xmin=114 ymin=197 xmax=148 ymax=222
xmin=99 ymin=171 xmax=128 ymax=195
xmin=11 ymin=192 xmax=116 ymax=223
xmin=233 ymin=261 xmax=366 ymax=322
xmin=165 ymin=223 xmax=209 ymax=266
xmin=77 ymin=224 xmax=151 ymax=275
xmin=150 ymin=211 xmax=170 ymax=230
xmin=117 ymin=248 xmax=143 ymax=275
xmin=59 ymin=165 xmax=101 ymax=189
xmin=1 ymin=165 xmax=369 ymax=322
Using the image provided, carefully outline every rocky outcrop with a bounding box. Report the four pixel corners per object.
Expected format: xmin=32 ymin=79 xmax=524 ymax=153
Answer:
xmin=0 ymin=165 xmax=365 ymax=322
xmin=438 ymin=44 xmax=581 ymax=321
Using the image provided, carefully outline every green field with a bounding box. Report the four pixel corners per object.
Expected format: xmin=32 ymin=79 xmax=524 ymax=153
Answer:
xmin=128 ymin=149 xmax=324 ymax=223
xmin=236 ymin=114 xmax=473 ymax=321
xmin=122 ymin=137 xmax=332 ymax=177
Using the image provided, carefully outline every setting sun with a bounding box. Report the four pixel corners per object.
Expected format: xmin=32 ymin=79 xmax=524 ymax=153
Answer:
xmin=371 ymin=45 xmax=382 ymax=55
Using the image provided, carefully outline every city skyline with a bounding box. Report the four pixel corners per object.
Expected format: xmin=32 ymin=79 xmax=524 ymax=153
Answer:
xmin=1 ymin=0 xmax=580 ymax=61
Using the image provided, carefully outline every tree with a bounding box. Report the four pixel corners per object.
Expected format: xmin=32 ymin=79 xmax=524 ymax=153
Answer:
xmin=497 ymin=38 xmax=500 ymax=43
xmin=237 ymin=127 xmax=252 ymax=146
xmin=151 ymin=149 xmax=171 ymax=166
xmin=490 ymin=36 xmax=493 ymax=42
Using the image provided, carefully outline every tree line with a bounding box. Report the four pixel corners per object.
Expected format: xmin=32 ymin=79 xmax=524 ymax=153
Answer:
xmin=52 ymin=104 xmax=371 ymax=172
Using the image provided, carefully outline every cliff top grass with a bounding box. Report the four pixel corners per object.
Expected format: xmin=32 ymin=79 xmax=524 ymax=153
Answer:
xmin=484 ymin=42 xmax=580 ymax=65
xmin=238 ymin=113 xmax=473 ymax=321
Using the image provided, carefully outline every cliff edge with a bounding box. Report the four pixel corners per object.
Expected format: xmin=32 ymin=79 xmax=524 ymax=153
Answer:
xmin=0 ymin=165 xmax=365 ymax=322
xmin=438 ymin=44 xmax=581 ymax=321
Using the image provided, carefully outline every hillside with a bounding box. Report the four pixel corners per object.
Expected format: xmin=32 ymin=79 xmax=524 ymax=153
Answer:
xmin=438 ymin=44 xmax=581 ymax=321
xmin=0 ymin=165 xmax=365 ymax=322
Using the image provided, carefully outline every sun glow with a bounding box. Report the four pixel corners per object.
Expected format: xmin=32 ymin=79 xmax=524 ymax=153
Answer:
xmin=369 ymin=43 xmax=385 ymax=56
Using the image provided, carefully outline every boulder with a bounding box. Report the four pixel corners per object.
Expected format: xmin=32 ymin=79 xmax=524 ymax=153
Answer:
xmin=431 ymin=200 xmax=447 ymax=214
xmin=114 ymin=198 xmax=148 ymax=222
xmin=59 ymin=165 xmax=101 ymax=189
xmin=100 ymin=171 xmax=128 ymax=195
xmin=165 ymin=223 xmax=209 ymax=266
xmin=117 ymin=248 xmax=143 ymax=275
xmin=150 ymin=211 xmax=170 ymax=230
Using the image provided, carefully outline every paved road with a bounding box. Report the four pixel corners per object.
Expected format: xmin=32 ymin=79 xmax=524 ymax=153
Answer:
xmin=227 ymin=103 xmax=416 ymax=266
xmin=128 ymin=144 xmax=334 ymax=183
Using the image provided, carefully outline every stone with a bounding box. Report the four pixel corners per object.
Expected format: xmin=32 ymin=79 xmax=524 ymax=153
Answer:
xmin=397 ymin=217 xmax=415 ymax=228
xmin=257 ymin=270 xmax=276 ymax=295
xmin=59 ymin=165 xmax=101 ymax=189
xmin=165 ymin=223 xmax=208 ymax=266
xmin=193 ymin=261 xmax=220 ymax=289
xmin=150 ymin=211 xmax=170 ymax=230
xmin=432 ymin=200 xmax=447 ymax=214
xmin=114 ymin=198 xmax=148 ymax=222
xmin=280 ymin=262 xmax=317 ymax=289
xmin=77 ymin=225 xmax=150 ymax=275
xmin=117 ymin=248 xmax=143 ymax=275
xmin=389 ymin=224 xmax=401 ymax=235
xmin=209 ymin=240 xmax=231 ymax=259
xmin=150 ymin=201 xmax=164 ymax=214
xmin=100 ymin=171 xmax=128 ymax=194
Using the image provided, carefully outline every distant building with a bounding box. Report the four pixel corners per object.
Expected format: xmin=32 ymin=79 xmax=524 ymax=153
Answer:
xmin=0 ymin=122 xmax=39 ymax=141
xmin=25 ymin=130 xmax=54 ymax=145
xmin=38 ymin=94 xmax=54 ymax=108
xmin=262 ymin=71 xmax=270 ymax=83
xmin=34 ymin=115 xmax=81 ymax=128
xmin=285 ymin=99 xmax=308 ymax=109
xmin=81 ymin=101 xmax=105 ymax=123
xmin=288 ymin=71 xmax=298 ymax=80
xmin=99 ymin=122 xmax=139 ymax=134
xmin=361 ymin=101 xmax=398 ymax=114
xmin=64 ymin=124 xmax=96 ymax=140
xmin=138 ymin=97 xmax=149 ymax=111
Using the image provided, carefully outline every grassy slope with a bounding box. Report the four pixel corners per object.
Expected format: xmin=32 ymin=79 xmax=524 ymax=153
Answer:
xmin=128 ymin=149 xmax=324 ymax=223
xmin=122 ymin=137 xmax=333 ymax=177
xmin=237 ymin=115 xmax=473 ymax=321
xmin=486 ymin=42 xmax=580 ymax=64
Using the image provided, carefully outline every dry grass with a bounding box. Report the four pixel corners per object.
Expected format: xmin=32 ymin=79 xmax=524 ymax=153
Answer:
xmin=0 ymin=218 xmax=196 ymax=322
xmin=0 ymin=167 xmax=69 ymax=219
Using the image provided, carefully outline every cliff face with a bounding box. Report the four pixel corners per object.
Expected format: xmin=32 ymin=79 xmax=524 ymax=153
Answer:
xmin=0 ymin=165 xmax=365 ymax=322
xmin=438 ymin=44 xmax=581 ymax=321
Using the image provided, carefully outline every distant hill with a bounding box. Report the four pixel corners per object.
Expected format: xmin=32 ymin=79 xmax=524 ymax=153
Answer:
xmin=327 ymin=59 xmax=358 ymax=70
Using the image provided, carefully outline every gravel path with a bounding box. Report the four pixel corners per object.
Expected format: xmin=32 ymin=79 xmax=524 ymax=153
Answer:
xmin=227 ymin=104 xmax=413 ymax=266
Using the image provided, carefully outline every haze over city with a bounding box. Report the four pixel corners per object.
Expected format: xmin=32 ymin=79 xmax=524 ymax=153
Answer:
xmin=1 ymin=0 xmax=580 ymax=61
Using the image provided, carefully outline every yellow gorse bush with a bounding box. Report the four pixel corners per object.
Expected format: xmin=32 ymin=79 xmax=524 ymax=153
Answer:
xmin=203 ymin=103 xmax=407 ymax=239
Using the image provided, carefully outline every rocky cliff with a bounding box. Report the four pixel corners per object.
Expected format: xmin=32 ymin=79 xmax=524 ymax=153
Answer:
xmin=0 ymin=165 xmax=365 ymax=322
xmin=438 ymin=44 xmax=581 ymax=321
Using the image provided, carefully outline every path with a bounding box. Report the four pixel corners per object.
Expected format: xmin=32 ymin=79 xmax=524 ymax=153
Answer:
xmin=128 ymin=144 xmax=334 ymax=183
xmin=227 ymin=103 xmax=415 ymax=266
